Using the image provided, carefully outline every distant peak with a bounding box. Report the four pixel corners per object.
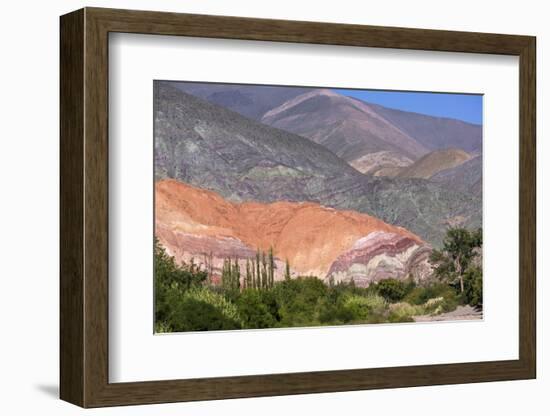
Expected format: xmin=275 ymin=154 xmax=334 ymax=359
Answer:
xmin=261 ymin=89 xmax=340 ymax=120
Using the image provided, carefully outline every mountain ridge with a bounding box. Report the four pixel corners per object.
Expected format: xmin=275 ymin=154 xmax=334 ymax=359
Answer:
xmin=154 ymin=81 xmax=482 ymax=246
xmin=156 ymin=179 xmax=432 ymax=284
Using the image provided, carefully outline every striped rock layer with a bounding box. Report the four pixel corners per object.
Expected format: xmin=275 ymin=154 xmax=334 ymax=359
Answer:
xmin=327 ymin=231 xmax=432 ymax=286
xmin=155 ymin=179 xmax=433 ymax=286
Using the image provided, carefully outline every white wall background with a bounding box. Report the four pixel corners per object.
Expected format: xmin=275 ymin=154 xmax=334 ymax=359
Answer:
xmin=0 ymin=0 xmax=546 ymax=414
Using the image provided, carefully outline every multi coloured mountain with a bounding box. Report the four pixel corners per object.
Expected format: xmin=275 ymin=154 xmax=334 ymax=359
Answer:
xmin=156 ymin=179 xmax=432 ymax=286
xmin=155 ymin=82 xmax=482 ymax=249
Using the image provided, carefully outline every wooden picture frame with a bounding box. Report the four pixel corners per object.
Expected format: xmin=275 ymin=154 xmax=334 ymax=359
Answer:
xmin=60 ymin=7 xmax=536 ymax=408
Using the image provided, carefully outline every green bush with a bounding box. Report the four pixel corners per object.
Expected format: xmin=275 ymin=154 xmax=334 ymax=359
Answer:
xmin=462 ymin=266 xmax=482 ymax=307
xmin=374 ymin=278 xmax=408 ymax=302
xmin=237 ymin=289 xmax=277 ymax=329
xmin=154 ymin=239 xmax=207 ymax=325
xmin=404 ymin=283 xmax=457 ymax=306
xmin=341 ymin=293 xmax=388 ymax=323
xmin=387 ymin=311 xmax=414 ymax=323
xmin=273 ymin=277 xmax=328 ymax=327
xmin=167 ymin=288 xmax=243 ymax=332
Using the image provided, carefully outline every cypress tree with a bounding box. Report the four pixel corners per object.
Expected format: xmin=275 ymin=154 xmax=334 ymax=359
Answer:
xmin=268 ymin=247 xmax=274 ymax=288
xmin=261 ymin=252 xmax=268 ymax=289
xmin=256 ymin=250 xmax=261 ymax=289
xmin=222 ymin=258 xmax=230 ymax=290
xmin=251 ymin=259 xmax=256 ymax=289
xmin=232 ymin=258 xmax=241 ymax=291
xmin=285 ymin=259 xmax=291 ymax=281
xmin=245 ymin=258 xmax=252 ymax=289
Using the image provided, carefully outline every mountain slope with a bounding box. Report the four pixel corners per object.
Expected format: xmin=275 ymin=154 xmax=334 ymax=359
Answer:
xmin=156 ymin=179 xmax=432 ymax=285
xmin=371 ymin=103 xmax=482 ymax=154
xmin=349 ymin=151 xmax=413 ymax=176
xmin=397 ymin=148 xmax=472 ymax=179
xmin=173 ymin=82 xmax=309 ymax=121
xmin=260 ymin=89 xmax=429 ymax=162
xmin=154 ymin=81 xmax=481 ymax=246
xmin=431 ymin=155 xmax=482 ymax=196
xmin=173 ymin=83 xmax=482 ymax=168
xmin=155 ymin=82 xmax=373 ymax=207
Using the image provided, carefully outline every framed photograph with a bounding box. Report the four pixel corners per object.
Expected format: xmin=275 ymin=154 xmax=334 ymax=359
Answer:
xmin=60 ymin=7 xmax=536 ymax=408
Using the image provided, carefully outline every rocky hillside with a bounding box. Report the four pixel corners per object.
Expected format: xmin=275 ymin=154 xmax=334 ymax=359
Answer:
xmin=349 ymin=151 xmax=413 ymax=176
xmin=156 ymin=179 xmax=432 ymax=286
xmin=370 ymin=103 xmax=482 ymax=154
xmin=154 ymin=82 xmax=481 ymax=246
xmin=173 ymin=82 xmax=482 ymax=178
xmin=431 ymin=155 xmax=483 ymax=196
xmin=397 ymin=148 xmax=472 ymax=179
xmin=174 ymin=82 xmax=309 ymax=121
xmin=260 ymin=89 xmax=429 ymax=162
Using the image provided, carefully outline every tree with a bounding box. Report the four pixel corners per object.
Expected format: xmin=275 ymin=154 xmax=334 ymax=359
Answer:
xmin=284 ymin=259 xmax=291 ymax=281
xmin=375 ymin=278 xmax=407 ymax=302
xmin=154 ymin=238 xmax=207 ymax=329
xmin=245 ymin=258 xmax=252 ymax=289
xmin=430 ymin=227 xmax=482 ymax=294
xmin=251 ymin=259 xmax=257 ymax=289
xmin=232 ymin=258 xmax=241 ymax=291
xmin=261 ymin=252 xmax=268 ymax=289
xmin=268 ymin=246 xmax=275 ymax=288
xmin=236 ymin=289 xmax=276 ymax=329
xmin=463 ymin=266 xmax=483 ymax=306
xmin=256 ymin=250 xmax=261 ymax=289
xmin=221 ymin=258 xmax=231 ymax=291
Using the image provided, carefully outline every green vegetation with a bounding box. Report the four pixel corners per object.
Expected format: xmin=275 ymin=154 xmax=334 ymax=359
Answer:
xmin=430 ymin=227 xmax=482 ymax=306
xmin=155 ymin=227 xmax=482 ymax=332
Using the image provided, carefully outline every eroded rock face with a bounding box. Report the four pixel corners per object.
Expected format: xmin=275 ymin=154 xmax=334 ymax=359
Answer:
xmin=155 ymin=179 xmax=431 ymax=283
xmin=327 ymin=232 xmax=432 ymax=287
xmin=157 ymin=225 xmax=288 ymax=284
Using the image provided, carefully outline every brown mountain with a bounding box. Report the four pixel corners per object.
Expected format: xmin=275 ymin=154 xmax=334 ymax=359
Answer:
xmin=174 ymin=82 xmax=309 ymax=121
xmin=396 ymin=148 xmax=472 ymax=179
xmin=173 ymin=83 xmax=482 ymax=180
xmin=155 ymin=179 xmax=432 ymax=286
xmin=260 ymin=89 xmax=429 ymax=163
xmin=349 ymin=151 xmax=413 ymax=176
xmin=370 ymin=103 xmax=482 ymax=154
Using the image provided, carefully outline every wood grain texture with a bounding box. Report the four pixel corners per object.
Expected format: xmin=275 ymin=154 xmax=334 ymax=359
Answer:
xmin=59 ymin=7 xmax=537 ymax=408
xmin=59 ymin=8 xmax=84 ymax=407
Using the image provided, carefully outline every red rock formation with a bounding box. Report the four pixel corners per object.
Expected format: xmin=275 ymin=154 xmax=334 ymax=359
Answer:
xmin=327 ymin=231 xmax=432 ymax=286
xmin=155 ymin=179 xmax=432 ymax=285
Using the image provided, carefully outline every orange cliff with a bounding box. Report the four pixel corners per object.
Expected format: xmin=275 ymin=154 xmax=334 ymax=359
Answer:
xmin=155 ymin=178 xmax=425 ymax=280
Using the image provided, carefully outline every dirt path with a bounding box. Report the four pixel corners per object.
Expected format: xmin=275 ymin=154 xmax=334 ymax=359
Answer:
xmin=413 ymin=305 xmax=483 ymax=322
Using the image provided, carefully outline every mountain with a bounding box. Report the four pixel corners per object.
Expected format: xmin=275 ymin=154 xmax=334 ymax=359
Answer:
xmin=154 ymin=81 xmax=481 ymax=246
xmin=173 ymin=82 xmax=309 ymax=121
xmin=431 ymin=155 xmax=482 ymax=196
xmin=260 ymin=89 xmax=429 ymax=162
xmin=173 ymin=83 xmax=482 ymax=174
xmin=349 ymin=151 xmax=413 ymax=176
xmin=397 ymin=148 xmax=472 ymax=179
xmin=370 ymin=103 xmax=482 ymax=154
xmin=155 ymin=82 xmax=371 ymax=206
xmin=156 ymin=179 xmax=432 ymax=286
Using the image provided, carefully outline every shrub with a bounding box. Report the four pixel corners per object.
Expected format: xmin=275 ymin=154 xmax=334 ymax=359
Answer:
xmin=374 ymin=278 xmax=408 ymax=302
xmin=462 ymin=266 xmax=483 ymax=307
xmin=342 ymin=293 xmax=388 ymax=323
xmin=154 ymin=239 xmax=208 ymax=325
xmin=387 ymin=311 xmax=414 ymax=323
xmin=167 ymin=287 xmax=243 ymax=331
xmin=393 ymin=302 xmax=424 ymax=314
xmin=404 ymin=283 xmax=457 ymax=306
xmin=237 ymin=289 xmax=277 ymax=329
xmin=273 ymin=277 xmax=328 ymax=327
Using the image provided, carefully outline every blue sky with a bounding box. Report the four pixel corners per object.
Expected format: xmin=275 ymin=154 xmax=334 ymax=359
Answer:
xmin=335 ymin=89 xmax=483 ymax=125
